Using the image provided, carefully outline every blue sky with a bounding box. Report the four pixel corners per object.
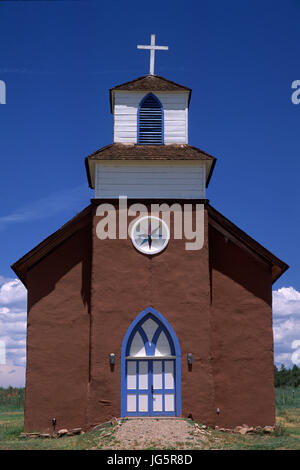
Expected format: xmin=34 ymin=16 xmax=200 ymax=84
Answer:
xmin=0 ymin=0 xmax=300 ymax=385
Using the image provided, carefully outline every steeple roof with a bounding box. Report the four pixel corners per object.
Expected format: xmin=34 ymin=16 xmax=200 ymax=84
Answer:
xmin=110 ymin=74 xmax=191 ymax=92
xmin=86 ymin=143 xmax=214 ymax=161
xmin=84 ymin=143 xmax=216 ymax=189
xmin=110 ymin=74 xmax=192 ymax=112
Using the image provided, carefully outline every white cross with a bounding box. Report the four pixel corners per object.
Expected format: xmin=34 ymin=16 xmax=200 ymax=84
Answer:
xmin=137 ymin=34 xmax=169 ymax=76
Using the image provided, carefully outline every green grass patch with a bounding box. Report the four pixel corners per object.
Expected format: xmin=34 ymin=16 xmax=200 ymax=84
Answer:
xmin=0 ymin=411 xmax=119 ymax=450
xmin=0 ymin=387 xmax=300 ymax=449
xmin=0 ymin=387 xmax=25 ymax=412
xmin=276 ymin=386 xmax=300 ymax=410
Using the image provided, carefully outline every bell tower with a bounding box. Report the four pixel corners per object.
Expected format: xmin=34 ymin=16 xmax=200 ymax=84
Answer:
xmin=85 ymin=36 xmax=216 ymax=200
xmin=111 ymin=74 xmax=190 ymax=146
xmin=85 ymin=72 xmax=215 ymax=199
xmin=85 ymin=34 xmax=216 ymax=200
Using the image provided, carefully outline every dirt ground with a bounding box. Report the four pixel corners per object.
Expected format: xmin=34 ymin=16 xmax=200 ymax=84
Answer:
xmin=101 ymin=418 xmax=208 ymax=450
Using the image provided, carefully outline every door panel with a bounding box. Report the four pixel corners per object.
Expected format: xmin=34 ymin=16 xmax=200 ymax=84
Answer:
xmin=153 ymin=394 xmax=163 ymax=412
xmin=164 ymin=361 xmax=174 ymax=389
xmin=164 ymin=394 xmax=175 ymax=412
xmin=138 ymin=361 xmax=148 ymax=389
xmin=127 ymin=394 xmax=136 ymax=412
xmin=138 ymin=394 xmax=148 ymax=412
xmin=127 ymin=361 xmax=136 ymax=389
xmin=153 ymin=360 xmax=162 ymax=389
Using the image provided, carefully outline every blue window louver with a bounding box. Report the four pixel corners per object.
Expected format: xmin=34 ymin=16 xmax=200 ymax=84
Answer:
xmin=138 ymin=93 xmax=163 ymax=145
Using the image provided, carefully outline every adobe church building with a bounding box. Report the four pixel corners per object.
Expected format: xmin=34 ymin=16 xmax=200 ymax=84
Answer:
xmin=12 ymin=39 xmax=288 ymax=433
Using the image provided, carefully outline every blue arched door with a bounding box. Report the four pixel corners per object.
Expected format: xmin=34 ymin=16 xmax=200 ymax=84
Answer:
xmin=121 ymin=307 xmax=181 ymax=417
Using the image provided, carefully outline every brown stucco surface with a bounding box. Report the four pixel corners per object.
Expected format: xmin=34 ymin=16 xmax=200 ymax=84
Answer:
xmin=22 ymin=201 xmax=279 ymax=432
xmin=86 ymin=203 xmax=214 ymax=427
xmin=209 ymin=225 xmax=275 ymax=427
xmin=24 ymin=216 xmax=92 ymax=432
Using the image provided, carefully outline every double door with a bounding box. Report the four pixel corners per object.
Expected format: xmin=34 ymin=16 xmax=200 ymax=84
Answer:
xmin=126 ymin=359 xmax=176 ymax=416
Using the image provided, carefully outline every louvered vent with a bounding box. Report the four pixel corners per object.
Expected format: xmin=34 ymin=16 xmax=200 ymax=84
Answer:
xmin=138 ymin=94 xmax=163 ymax=145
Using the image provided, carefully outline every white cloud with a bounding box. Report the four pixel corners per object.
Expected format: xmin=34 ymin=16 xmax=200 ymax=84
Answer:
xmin=273 ymin=286 xmax=300 ymax=368
xmin=0 ymin=279 xmax=27 ymax=306
xmin=272 ymin=287 xmax=300 ymax=317
xmin=0 ymin=307 xmax=10 ymax=314
xmin=0 ymin=277 xmax=27 ymax=387
xmin=0 ymin=360 xmax=25 ymax=387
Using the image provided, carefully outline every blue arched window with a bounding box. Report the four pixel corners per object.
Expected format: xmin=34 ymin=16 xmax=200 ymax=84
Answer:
xmin=125 ymin=312 xmax=175 ymax=358
xmin=138 ymin=93 xmax=163 ymax=145
xmin=121 ymin=307 xmax=181 ymax=417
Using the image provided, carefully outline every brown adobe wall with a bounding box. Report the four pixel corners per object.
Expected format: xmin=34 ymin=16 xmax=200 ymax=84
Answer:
xmin=86 ymin=201 xmax=216 ymax=426
xmin=24 ymin=218 xmax=92 ymax=433
xmin=209 ymin=225 xmax=275 ymax=428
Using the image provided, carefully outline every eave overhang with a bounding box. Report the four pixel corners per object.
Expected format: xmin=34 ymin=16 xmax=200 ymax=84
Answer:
xmin=85 ymin=143 xmax=217 ymax=189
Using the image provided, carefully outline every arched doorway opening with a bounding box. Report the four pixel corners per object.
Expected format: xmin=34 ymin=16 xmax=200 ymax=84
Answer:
xmin=121 ymin=307 xmax=181 ymax=416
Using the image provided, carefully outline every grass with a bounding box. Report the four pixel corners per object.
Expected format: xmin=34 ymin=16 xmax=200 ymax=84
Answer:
xmin=276 ymin=386 xmax=300 ymax=409
xmin=200 ymin=414 xmax=299 ymax=450
xmin=0 ymin=387 xmax=299 ymax=450
xmin=0 ymin=387 xmax=25 ymax=412
xmin=0 ymin=412 xmax=119 ymax=450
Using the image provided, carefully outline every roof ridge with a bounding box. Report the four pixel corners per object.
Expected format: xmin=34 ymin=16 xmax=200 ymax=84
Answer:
xmin=110 ymin=74 xmax=191 ymax=92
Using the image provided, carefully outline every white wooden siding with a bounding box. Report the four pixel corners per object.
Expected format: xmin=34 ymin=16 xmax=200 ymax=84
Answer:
xmin=113 ymin=91 xmax=189 ymax=144
xmin=94 ymin=161 xmax=206 ymax=199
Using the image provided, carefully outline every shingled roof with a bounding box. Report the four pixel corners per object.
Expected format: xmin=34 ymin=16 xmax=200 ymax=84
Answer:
xmin=85 ymin=143 xmax=217 ymax=188
xmin=86 ymin=143 xmax=214 ymax=161
xmin=110 ymin=75 xmax=192 ymax=112
xmin=110 ymin=74 xmax=191 ymax=92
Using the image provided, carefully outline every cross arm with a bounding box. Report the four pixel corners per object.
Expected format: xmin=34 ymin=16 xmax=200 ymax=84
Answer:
xmin=137 ymin=45 xmax=169 ymax=50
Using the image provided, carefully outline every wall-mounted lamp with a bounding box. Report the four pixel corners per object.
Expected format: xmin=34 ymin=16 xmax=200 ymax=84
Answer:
xmin=187 ymin=353 xmax=193 ymax=371
xmin=216 ymin=408 xmax=220 ymax=415
xmin=187 ymin=353 xmax=194 ymax=365
xmin=52 ymin=418 xmax=56 ymax=433
xmin=109 ymin=353 xmax=116 ymax=371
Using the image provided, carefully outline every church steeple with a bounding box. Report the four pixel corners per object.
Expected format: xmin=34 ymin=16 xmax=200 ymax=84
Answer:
xmin=110 ymin=74 xmax=191 ymax=145
xmin=85 ymin=37 xmax=216 ymax=199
